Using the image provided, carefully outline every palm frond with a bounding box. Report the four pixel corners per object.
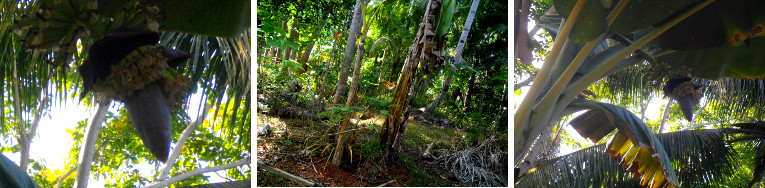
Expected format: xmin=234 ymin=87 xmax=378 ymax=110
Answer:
xmin=517 ymin=129 xmax=736 ymax=187
xmin=599 ymin=61 xmax=765 ymax=121
xmin=158 ymin=29 xmax=251 ymax=145
xmin=726 ymin=122 xmax=765 ymax=187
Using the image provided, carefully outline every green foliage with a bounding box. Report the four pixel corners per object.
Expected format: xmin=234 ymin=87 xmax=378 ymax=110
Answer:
xmin=366 ymin=97 xmax=398 ymax=114
xmin=399 ymin=153 xmax=432 ymax=186
xmin=155 ymin=0 xmax=250 ymax=37
xmin=436 ymin=0 xmax=456 ymax=38
xmin=360 ymin=139 xmax=383 ymax=159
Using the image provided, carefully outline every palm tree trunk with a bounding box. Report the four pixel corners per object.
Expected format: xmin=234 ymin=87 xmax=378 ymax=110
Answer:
xmin=332 ymin=31 xmax=368 ymax=166
xmin=332 ymin=0 xmax=364 ymax=105
xmin=332 ymin=2 xmax=380 ymax=166
xmin=426 ymin=0 xmax=479 ymax=113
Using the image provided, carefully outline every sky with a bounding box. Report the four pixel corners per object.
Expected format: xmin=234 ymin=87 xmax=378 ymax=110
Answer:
xmin=6 ymin=90 xmax=230 ymax=187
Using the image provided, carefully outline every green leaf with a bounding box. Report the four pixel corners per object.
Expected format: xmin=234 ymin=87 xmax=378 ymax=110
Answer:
xmin=436 ymin=0 xmax=456 ymax=38
xmin=368 ymin=0 xmax=385 ymax=7
xmin=518 ymin=129 xmax=735 ymax=187
xmin=285 ymin=39 xmax=299 ymax=51
xmin=265 ymin=39 xmax=282 ymax=48
xmin=569 ymin=109 xmax=616 ymax=143
xmin=390 ymin=14 xmax=411 ymax=39
xmin=0 ymin=154 xmax=40 ymax=188
xmin=156 ymin=0 xmax=250 ymax=37
xmin=552 ymin=0 xmax=607 ymax=43
xmin=454 ymin=63 xmax=480 ymax=73
xmin=380 ymin=110 xmax=389 ymax=115
xmin=658 ymin=37 xmax=765 ymax=80
xmin=609 ymin=0 xmax=705 ymax=34
xmin=283 ymin=59 xmax=305 ymax=72
xmin=648 ymin=0 xmax=765 ymax=50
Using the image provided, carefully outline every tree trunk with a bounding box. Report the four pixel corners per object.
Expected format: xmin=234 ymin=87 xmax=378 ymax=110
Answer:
xmin=332 ymin=31 xmax=368 ymax=166
xmin=514 ymin=0 xmax=533 ymax=65
xmin=332 ymin=0 xmax=364 ymax=105
xmin=74 ymin=100 xmax=111 ymax=188
xmin=380 ymin=0 xmax=442 ymax=162
xmin=270 ymin=46 xmax=278 ymax=62
xmin=332 ymin=1 xmax=381 ymax=166
xmin=425 ymin=0 xmax=480 ymax=113
xmin=418 ymin=72 xmax=432 ymax=96
xmin=318 ymin=30 xmax=341 ymax=100
xmin=284 ymin=20 xmax=300 ymax=60
xmin=277 ymin=19 xmax=289 ymax=59
xmin=463 ymin=71 xmax=476 ymax=109
xmin=299 ymin=10 xmax=330 ymax=65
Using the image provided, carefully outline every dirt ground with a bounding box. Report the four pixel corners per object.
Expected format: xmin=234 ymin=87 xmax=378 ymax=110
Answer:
xmin=256 ymin=113 xmax=470 ymax=187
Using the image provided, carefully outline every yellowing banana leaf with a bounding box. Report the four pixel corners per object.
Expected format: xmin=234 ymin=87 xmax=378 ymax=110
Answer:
xmin=568 ymin=99 xmax=679 ymax=187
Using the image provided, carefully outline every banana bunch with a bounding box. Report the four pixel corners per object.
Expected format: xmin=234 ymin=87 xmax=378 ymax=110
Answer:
xmin=14 ymin=0 xmax=82 ymax=67
xmin=162 ymin=67 xmax=193 ymax=110
xmin=92 ymin=45 xmax=192 ymax=110
xmin=80 ymin=30 xmax=192 ymax=162
xmin=93 ymin=45 xmax=169 ymax=101
xmin=14 ymin=0 xmax=156 ymax=57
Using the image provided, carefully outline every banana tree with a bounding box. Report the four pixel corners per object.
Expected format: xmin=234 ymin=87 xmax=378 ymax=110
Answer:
xmin=515 ymin=0 xmax=765 ymax=187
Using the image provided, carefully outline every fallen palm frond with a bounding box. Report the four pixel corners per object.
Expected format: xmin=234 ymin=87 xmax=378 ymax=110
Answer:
xmin=435 ymin=137 xmax=507 ymax=187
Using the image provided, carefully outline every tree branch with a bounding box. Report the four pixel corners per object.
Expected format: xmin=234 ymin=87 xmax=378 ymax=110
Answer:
xmin=29 ymin=85 xmax=49 ymax=149
xmin=256 ymin=160 xmax=316 ymax=186
xmin=658 ymin=99 xmax=673 ymax=133
xmin=145 ymin=157 xmax=251 ymax=188
xmin=11 ymin=60 xmax=28 ymax=170
xmin=56 ymin=166 xmax=77 ymax=188
xmin=74 ymin=100 xmax=111 ymax=188
xmin=680 ymin=121 xmax=723 ymax=131
xmin=514 ymin=77 xmax=533 ymax=91
xmin=157 ymin=103 xmax=213 ymax=180
xmin=639 ymin=96 xmax=652 ymax=122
